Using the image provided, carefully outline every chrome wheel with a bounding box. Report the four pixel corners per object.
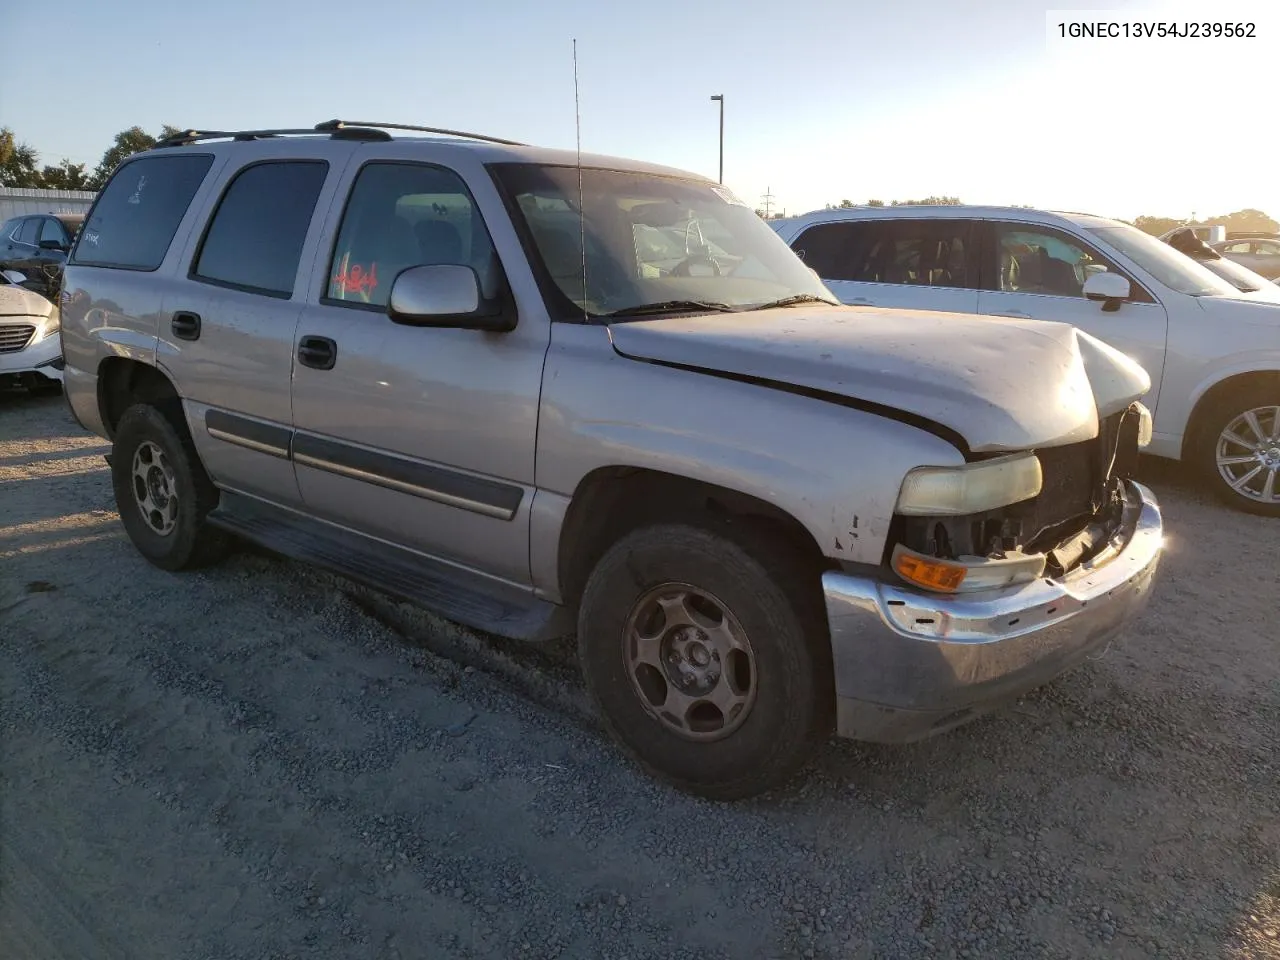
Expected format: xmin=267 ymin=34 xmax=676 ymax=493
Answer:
xmin=1215 ymin=405 xmax=1280 ymax=505
xmin=623 ymin=583 xmax=757 ymax=742
xmin=131 ymin=440 xmax=179 ymax=536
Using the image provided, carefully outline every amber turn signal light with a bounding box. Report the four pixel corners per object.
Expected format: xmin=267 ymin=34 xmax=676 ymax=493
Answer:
xmin=893 ymin=551 xmax=968 ymax=592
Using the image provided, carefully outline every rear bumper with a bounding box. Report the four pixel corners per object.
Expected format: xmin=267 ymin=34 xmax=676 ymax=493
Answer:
xmin=823 ymin=480 xmax=1163 ymax=742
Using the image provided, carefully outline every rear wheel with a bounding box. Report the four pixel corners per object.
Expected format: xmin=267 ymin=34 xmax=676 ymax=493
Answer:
xmin=111 ymin=403 xmax=230 ymax=570
xmin=577 ymin=521 xmax=831 ymax=800
xmin=1196 ymin=385 xmax=1280 ymax=516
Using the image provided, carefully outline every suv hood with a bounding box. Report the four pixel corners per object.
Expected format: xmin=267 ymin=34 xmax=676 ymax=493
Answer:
xmin=0 ymin=285 xmax=55 ymax=319
xmin=607 ymin=305 xmax=1151 ymax=453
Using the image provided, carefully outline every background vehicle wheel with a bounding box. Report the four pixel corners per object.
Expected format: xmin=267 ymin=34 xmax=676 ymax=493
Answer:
xmin=577 ymin=521 xmax=832 ymax=800
xmin=1195 ymin=384 xmax=1280 ymax=517
xmin=110 ymin=403 xmax=230 ymax=571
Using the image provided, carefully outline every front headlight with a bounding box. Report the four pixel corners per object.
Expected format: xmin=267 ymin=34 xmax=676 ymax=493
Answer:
xmin=895 ymin=452 xmax=1043 ymax=516
xmin=33 ymin=313 xmax=60 ymax=343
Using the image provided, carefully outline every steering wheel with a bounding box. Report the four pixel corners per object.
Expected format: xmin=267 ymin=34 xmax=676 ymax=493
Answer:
xmin=669 ymin=254 xmax=723 ymax=278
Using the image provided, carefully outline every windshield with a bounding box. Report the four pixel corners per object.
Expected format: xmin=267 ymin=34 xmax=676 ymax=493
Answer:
xmin=1085 ymin=223 xmax=1239 ymax=297
xmin=492 ymin=164 xmax=834 ymax=319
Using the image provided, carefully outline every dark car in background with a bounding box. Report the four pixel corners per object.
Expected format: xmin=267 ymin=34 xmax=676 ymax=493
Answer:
xmin=1212 ymin=236 xmax=1280 ymax=280
xmin=0 ymin=212 xmax=84 ymax=295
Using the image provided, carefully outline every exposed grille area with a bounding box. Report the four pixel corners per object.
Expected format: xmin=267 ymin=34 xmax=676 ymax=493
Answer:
xmin=895 ymin=406 xmax=1142 ymax=569
xmin=0 ymin=324 xmax=36 ymax=354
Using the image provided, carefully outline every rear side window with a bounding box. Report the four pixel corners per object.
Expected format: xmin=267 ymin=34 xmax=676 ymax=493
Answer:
xmin=790 ymin=222 xmax=865 ymax=280
xmin=17 ymin=219 xmax=40 ymax=245
xmin=193 ymin=160 xmax=328 ymax=298
xmin=72 ymin=154 xmax=214 ymax=270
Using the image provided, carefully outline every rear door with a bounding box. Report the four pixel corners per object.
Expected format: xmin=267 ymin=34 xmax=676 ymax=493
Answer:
xmin=789 ymin=217 xmax=979 ymax=313
xmin=160 ymin=142 xmax=358 ymax=507
xmin=975 ymin=220 xmax=1170 ymax=411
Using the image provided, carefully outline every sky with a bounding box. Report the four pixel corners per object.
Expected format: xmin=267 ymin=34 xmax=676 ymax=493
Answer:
xmin=3 ymin=0 xmax=1276 ymax=222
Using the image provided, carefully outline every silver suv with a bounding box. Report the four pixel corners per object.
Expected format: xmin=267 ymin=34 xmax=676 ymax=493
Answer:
xmin=61 ymin=121 xmax=1164 ymax=798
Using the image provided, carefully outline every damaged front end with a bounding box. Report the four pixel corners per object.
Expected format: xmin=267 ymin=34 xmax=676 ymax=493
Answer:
xmin=888 ymin=402 xmax=1151 ymax=592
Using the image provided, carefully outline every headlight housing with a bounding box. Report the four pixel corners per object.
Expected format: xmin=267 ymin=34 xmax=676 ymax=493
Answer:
xmin=895 ymin=452 xmax=1043 ymax=517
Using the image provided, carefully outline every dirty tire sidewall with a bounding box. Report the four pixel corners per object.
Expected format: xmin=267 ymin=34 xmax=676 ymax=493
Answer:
xmin=111 ymin=403 xmax=227 ymax=571
xmin=577 ymin=522 xmax=830 ymax=800
xmin=1194 ymin=382 xmax=1280 ymax=518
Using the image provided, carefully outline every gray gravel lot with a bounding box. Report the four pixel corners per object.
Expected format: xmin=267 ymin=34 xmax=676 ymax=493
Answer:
xmin=1 ymin=390 xmax=1277 ymax=960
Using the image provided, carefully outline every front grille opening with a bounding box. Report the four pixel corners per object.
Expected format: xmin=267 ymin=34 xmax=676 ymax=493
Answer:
xmin=887 ymin=407 xmax=1141 ymax=581
xmin=0 ymin=325 xmax=37 ymax=354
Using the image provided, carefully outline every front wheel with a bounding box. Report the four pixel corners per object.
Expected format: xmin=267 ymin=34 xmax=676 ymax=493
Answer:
xmin=1196 ymin=386 xmax=1280 ymax=516
xmin=577 ymin=522 xmax=832 ymax=800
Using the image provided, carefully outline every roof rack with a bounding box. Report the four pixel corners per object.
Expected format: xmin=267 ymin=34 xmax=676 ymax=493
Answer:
xmin=154 ymin=126 xmax=392 ymax=148
xmin=314 ymin=119 xmax=526 ymax=147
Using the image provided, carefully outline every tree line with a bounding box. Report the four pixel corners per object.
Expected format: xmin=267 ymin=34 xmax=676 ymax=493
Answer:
xmin=1 ymin=126 xmax=181 ymax=192
xmin=6 ymin=126 xmax=1277 ymax=239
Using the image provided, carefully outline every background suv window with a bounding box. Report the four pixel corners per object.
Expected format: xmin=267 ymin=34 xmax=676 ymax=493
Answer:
xmin=791 ymin=219 xmax=973 ymax=288
xmin=38 ymin=218 xmax=67 ymax=247
xmin=193 ymin=161 xmax=328 ymax=298
xmin=994 ymin=226 xmax=1100 ymax=297
xmin=327 ymin=162 xmax=502 ymax=309
xmin=73 ymin=154 xmax=214 ymax=271
xmin=16 ymin=218 xmax=39 ymax=246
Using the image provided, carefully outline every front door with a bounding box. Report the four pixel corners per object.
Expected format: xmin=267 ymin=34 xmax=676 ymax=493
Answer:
xmin=289 ymin=153 xmax=550 ymax=587
xmin=976 ymin=221 xmax=1170 ymax=414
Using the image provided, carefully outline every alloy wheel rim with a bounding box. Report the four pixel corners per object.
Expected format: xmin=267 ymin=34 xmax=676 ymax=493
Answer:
xmin=622 ymin=582 xmax=758 ymax=742
xmin=1215 ymin=405 xmax=1280 ymax=504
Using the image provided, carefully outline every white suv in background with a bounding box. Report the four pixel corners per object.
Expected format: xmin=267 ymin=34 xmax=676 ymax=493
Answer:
xmin=0 ymin=274 xmax=63 ymax=393
xmin=771 ymin=206 xmax=1280 ymax=515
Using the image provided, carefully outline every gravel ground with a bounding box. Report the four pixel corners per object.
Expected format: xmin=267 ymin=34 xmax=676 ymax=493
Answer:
xmin=1 ymin=389 xmax=1277 ymax=960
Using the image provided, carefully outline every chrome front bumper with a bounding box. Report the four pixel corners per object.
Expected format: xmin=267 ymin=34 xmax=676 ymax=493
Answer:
xmin=824 ymin=480 xmax=1163 ymax=742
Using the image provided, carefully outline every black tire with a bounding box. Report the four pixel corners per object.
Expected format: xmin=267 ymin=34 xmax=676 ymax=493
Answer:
xmin=577 ymin=521 xmax=833 ymax=800
xmin=1193 ymin=382 xmax=1280 ymax=517
xmin=111 ymin=403 xmax=230 ymax=571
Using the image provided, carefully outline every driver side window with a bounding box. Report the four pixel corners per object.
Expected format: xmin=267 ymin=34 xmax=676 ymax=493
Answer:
xmin=326 ymin=162 xmax=502 ymax=309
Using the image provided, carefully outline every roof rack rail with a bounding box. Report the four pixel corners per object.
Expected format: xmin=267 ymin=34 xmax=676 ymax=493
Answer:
xmin=154 ymin=126 xmax=392 ymax=148
xmin=314 ymin=119 xmax=525 ymax=147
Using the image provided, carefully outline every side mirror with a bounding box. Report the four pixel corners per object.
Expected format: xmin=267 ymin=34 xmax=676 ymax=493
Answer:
xmin=38 ymin=239 xmax=66 ymax=252
xmin=387 ymin=264 xmax=514 ymax=332
xmin=1083 ymin=271 xmax=1131 ymax=312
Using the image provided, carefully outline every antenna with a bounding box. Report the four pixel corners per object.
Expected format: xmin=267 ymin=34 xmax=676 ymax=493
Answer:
xmin=573 ymin=38 xmax=588 ymax=322
xmin=760 ymin=186 xmax=776 ymax=219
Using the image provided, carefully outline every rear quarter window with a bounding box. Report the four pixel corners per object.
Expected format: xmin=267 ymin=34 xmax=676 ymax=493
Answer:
xmin=72 ymin=153 xmax=214 ymax=271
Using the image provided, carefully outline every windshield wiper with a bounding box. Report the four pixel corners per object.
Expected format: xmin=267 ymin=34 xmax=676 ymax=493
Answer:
xmin=747 ymin=293 xmax=840 ymax=310
xmin=601 ymin=299 xmax=736 ymax=319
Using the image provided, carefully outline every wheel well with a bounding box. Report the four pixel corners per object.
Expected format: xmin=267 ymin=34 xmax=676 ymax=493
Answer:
xmin=1184 ymin=371 xmax=1280 ymax=458
xmin=98 ymin=358 xmax=182 ymax=438
xmin=556 ymin=467 xmax=829 ymax=605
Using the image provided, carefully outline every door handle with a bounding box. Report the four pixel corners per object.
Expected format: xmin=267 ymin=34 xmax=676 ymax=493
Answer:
xmin=847 ymin=297 xmax=875 ymax=306
xmin=996 ymin=311 xmax=1032 ymax=319
xmin=171 ymin=311 xmax=202 ymax=341
xmin=297 ymin=335 xmax=337 ymax=371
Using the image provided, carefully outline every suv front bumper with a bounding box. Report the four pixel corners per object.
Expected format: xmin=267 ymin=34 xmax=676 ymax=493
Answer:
xmin=823 ymin=480 xmax=1162 ymax=742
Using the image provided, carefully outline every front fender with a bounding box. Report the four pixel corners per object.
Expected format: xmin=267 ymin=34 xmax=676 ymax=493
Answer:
xmin=536 ymin=324 xmax=965 ymax=571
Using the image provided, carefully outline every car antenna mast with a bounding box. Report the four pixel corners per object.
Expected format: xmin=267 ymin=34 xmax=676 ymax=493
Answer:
xmin=573 ymin=38 xmax=588 ymax=323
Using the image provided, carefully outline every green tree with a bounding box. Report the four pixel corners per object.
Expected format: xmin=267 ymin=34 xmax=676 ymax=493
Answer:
xmin=1133 ymin=215 xmax=1183 ymax=236
xmin=90 ymin=125 xmax=182 ymax=189
xmin=866 ymin=199 xmax=885 ymax=207
xmin=38 ymin=160 xmax=93 ymax=191
xmin=892 ymin=196 xmax=962 ymax=206
xmin=0 ymin=128 xmax=42 ymax=187
xmin=1213 ymin=208 xmax=1278 ymax=235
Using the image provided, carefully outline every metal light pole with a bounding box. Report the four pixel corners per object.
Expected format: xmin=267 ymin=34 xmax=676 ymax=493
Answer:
xmin=709 ymin=94 xmax=724 ymax=183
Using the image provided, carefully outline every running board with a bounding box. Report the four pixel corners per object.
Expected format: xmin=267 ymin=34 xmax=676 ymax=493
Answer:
xmin=206 ymin=492 xmax=573 ymax=642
